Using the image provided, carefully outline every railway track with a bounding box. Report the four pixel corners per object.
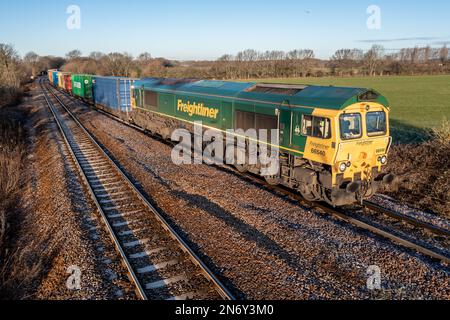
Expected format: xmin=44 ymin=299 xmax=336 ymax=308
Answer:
xmin=40 ymin=79 xmax=234 ymax=300
xmin=362 ymin=200 xmax=450 ymax=238
xmin=51 ymin=82 xmax=450 ymax=265
xmin=255 ymin=182 xmax=450 ymax=265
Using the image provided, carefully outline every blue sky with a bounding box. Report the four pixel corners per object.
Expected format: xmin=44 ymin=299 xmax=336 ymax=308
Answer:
xmin=1 ymin=0 xmax=449 ymax=60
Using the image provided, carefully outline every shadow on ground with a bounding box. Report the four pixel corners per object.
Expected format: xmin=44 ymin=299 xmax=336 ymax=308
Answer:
xmin=390 ymin=119 xmax=433 ymax=145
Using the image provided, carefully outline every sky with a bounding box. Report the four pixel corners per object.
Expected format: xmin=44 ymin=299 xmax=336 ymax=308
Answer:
xmin=0 ymin=0 xmax=449 ymax=60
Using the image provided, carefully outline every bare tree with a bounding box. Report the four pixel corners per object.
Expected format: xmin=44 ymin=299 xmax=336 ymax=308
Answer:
xmin=364 ymin=45 xmax=384 ymax=76
xmin=23 ymin=51 xmax=40 ymax=77
xmin=0 ymin=44 xmax=21 ymax=87
xmin=101 ymin=52 xmax=134 ymax=77
xmin=137 ymin=52 xmax=152 ymax=63
xmin=0 ymin=43 xmax=25 ymax=105
xmin=89 ymin=51 xmax=105 ymax=61
xmin=66 ymin=49 xmax=82 ymax=60
xmin=440 ymin=45 xmax=449 ymax=63
xmin=329 ymin=48 xmax=363 ymax=75
xmin=423 ymin=46 xmax=432 ymax=63
xmin=286 ymin=49 xmax=315 ymax=77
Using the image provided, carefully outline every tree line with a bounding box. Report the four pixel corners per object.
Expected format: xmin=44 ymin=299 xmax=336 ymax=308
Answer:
xmin=329 ymin=45 xmax=450 ymax=76
xmin=59 ymin=44 xmax=450 ymax=79
xmin=0 ymin=44 xmax=63 ymax=107
xmin=1 ymin=43 xmax=449 ymax=108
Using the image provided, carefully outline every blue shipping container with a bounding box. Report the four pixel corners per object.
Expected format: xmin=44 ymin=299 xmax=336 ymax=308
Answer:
xmin=52 ymin=71 xmax=59 ymax=86
xmin=93 ymin=76 xmax=134 ymax=113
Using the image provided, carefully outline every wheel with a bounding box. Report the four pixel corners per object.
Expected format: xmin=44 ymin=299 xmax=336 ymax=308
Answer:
xmin=265 ymin=175 xmax=280 ymax=186
xmin=298 ymin=183 xmax=320 ymax=202
xmin=322 ymin=189 xmax=335 ymax=206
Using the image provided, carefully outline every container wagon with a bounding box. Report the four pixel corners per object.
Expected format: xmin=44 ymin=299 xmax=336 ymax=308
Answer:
xmin=93 ymin=76 xmax=134 ymax=120
xmin=57 ymin=72 xmax=70 ymax=89
xmin=52 ymin=70 xmax=59 ymax=87
xmin=48 ymin=69 xmax=57 ymax=84
xmin=71 ymin=74 xmax=94 ymax=100
xmin=63 ymin=73 xmax=72 ymax=93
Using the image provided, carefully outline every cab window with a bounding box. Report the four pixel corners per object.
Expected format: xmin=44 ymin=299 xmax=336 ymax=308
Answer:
xmin=366 ymin=111 xmax=387 ymax=136
xmin=340 ymin=113 xmax=362 ymax=140
xmin=302 ymin=115 xmax=332 ymax=139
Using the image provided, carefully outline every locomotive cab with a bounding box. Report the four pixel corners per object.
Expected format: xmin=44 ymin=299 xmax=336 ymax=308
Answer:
xmin=330 ymin=102 xmax=394 ymax=205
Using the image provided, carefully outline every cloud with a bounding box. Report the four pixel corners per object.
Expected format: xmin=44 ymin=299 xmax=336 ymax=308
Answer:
xmin=357 ymin=36 xmax=445 ymax=43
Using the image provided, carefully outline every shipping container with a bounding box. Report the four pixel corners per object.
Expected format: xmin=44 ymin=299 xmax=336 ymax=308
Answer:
xmin=71 ymin=74 xmax=94 ymax=100
xmin=57 ymin=72 xmax=70 ymax=90
xmin=57 ymin=72 xmax=66 ymax=89
xmin=93 ymin=76 xmax=134 ymax=113
xmin=63 ymin=74 xmax=72 ymax=92
xmin=48 ymin=69 xmax=57 ymax=83
xmin=52 ymin=71 xmax=59 ymax=87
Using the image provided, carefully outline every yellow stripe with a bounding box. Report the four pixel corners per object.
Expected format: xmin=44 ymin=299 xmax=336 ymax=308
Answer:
xmin=133 ymin=106 xmax=304 ymax=155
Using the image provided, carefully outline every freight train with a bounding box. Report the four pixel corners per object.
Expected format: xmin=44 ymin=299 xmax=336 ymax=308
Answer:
xmin=47 ymin=70 xmax=396 ymax=206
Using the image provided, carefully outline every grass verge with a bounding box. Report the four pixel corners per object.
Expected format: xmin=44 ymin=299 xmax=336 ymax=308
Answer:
xmin=383 ymin=119 xmax=450 ymax=217
xmin=0 ymin=107 xmax=28 ymax=298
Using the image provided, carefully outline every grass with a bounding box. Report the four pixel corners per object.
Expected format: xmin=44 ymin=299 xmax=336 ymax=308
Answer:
xmin=0 ymin=107 xmax=30 ymax=299
xmin=0 ymin=110 xmax=25 ymax=246
xmin=384 ymin=120 xmax=450 ymax=217
xmin=251 ymin=75 xmax=450 ymax=131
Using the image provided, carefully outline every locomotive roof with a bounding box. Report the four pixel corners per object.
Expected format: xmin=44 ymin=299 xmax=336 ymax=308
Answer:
xmin=134 ymin=78 xmax=389 ymax=110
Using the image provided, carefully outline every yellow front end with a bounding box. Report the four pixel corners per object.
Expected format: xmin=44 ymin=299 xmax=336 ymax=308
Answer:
xmin=331 ymin=102 xmax=392 ymax=204
xmin=334 ymin=102 xmax=391 ymax=180
xmin=302 ymin=101 xmax=393 ymax=205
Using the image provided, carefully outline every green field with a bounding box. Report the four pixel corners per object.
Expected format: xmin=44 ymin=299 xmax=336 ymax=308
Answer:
xmin=253 ymin=75 xmax=450 ymax=132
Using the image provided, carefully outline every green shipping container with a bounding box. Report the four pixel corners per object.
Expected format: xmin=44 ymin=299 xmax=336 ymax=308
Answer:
xmin=71 ymin=74 xmax=93 ymax=100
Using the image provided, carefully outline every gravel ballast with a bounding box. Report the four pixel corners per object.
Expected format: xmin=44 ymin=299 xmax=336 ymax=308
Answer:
xmin=5 ymin=84 xmax=137 ymax=299
xmin=58 ymin=95 xmax=450 ymax=300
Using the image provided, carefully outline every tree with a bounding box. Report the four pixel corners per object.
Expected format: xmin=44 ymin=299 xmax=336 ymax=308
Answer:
xmin=66 ymin=49 xmax=82 ymax=60
xmin=0 ymin=43 xmax=25 ymax=105
xmin=0 ymin=44 xmax=21 ymax=87
xmin=137 ymin=52 xmax=152 ymax=63
xmin=423 ymin=46 xmax=432 ymax=63
xmin=101 ymin=52 xmax=134 ymax=77
xmin=213 ymin=54 xmax=235 ymax=79
xmin=24 ymin=51 xmax=40 ymax=77
xmin=330 ymin=49 xmax=363 ymax=75
xmin=89 ymin=51 xmax=105 ymax=61
xmin=439 ymin=45 xmax=449 ymax=63
xmin=287 ymin=49 xmax=316 ymax=77
xmin=364 ymin=45 xmax=384 ymax=76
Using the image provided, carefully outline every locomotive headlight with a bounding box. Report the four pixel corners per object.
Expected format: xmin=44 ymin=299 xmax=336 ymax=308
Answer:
xmin=339 ymin=163 xmax=348 ymax=172
xmin=379 ymin=156 xmax=388 ymax=165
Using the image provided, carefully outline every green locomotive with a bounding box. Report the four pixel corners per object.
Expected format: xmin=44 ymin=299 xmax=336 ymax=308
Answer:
xmin=130 ymin=78 xmax=395 ymax=206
